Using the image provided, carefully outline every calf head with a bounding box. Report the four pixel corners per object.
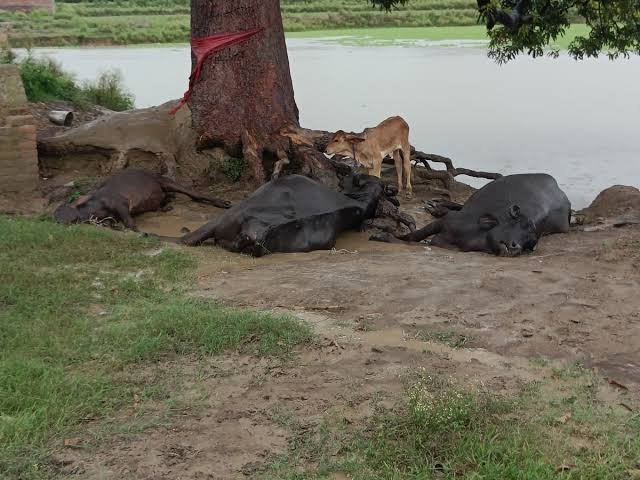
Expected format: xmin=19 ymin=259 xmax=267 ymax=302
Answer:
xmin=478 ymin=205 xmax=538 ymax=256
xmin=325 ymin=130 xmax=366 ymax=157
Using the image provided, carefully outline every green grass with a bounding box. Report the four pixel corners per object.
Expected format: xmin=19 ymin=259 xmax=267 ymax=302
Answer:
xmin=0 ymin=216 xmax=311 ymax=478
xmin=18 ymin=55 xmax=135 ymax=110
xmin=289 ymin=24 xmax=591 ymax=48
xmin=263 ymin=368 xmax=640 ymax=479
xmin=0 ymin=0 xmax=587 ymax=48
xmin=288 ymin=25 xmax=488 ymax=41
xmin=419 ymin=329 xmax=474 ymax=348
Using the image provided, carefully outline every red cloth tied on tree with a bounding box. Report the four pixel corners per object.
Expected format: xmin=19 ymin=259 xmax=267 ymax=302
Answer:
xmin=170 ymin=27 xmax=263 ymax=115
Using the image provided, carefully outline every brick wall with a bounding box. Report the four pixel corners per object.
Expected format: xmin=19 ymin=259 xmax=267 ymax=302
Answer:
xmin=0 ymin=64 xmax=43 ymax=214
xmin=0 ymin=0 xmax=55 ymax=13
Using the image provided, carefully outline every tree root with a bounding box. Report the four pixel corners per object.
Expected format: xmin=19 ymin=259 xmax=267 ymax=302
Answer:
xmin=410 ymin=149 xmax=502 ymax=189
xmin=36 ymin=106 xmax=502 ymax=194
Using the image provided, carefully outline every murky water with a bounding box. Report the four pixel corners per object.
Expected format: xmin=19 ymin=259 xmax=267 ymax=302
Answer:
xmin=21 ymin=40 xmax=640 ymax=208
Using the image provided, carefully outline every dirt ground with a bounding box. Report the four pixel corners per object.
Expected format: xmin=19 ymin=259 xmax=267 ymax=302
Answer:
xmin=44 ymin=178 xmax=640 ymax=480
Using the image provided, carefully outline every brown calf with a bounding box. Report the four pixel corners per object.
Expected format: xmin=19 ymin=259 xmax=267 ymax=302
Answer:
xmin=325 ymin=116 xmax=412 ymax=196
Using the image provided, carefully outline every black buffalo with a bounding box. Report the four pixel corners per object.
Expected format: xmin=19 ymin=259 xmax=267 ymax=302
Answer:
xmin=181 ymin=174 xmax=400 ymax=256
xmin=371 ymin=173 xmax=571 ymax=256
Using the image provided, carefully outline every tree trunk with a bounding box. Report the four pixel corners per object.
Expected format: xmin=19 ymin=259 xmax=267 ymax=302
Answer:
xmin=189 ymin=0 xmax=299 ymax=160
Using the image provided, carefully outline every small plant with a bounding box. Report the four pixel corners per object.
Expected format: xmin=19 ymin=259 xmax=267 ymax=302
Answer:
xmin=222 ymin=157 xmax=246 ymax=182
xmin=420 ymin=330 xmax=474 ymax=348
xmin=67 ymin=190 xmax=82 ymax=203
xmin=18 ymin=55 xmax=134 ymax=111
xmin=407 ymin=373 xmax=491 ymax=431
xmin=0 ymin=46 xmax=16 ymax=64
xmin=80 ymin=70 xmax=135 ymax=111
xmin=19 ymin=55 xmax=80 ymax=103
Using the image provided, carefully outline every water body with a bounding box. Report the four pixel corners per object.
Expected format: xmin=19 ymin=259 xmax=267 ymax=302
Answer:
xmin=22 ymin=39 xmax=640 ymax=208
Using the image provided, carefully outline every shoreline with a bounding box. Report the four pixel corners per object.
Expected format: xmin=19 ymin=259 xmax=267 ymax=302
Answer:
xmin=4 ymin=25 xmax=587 ymax=49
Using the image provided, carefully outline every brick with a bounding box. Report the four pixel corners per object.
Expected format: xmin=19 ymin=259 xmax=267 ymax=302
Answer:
xmin=0 ymin=165 xmax=38 ymax=175
xmin=6 ymin=107 xmax=30 ymax=117
xmin=14 ymin=124 xmax=36 ymax=134
xmin=0 ymin=59 xmax=42 ymax=209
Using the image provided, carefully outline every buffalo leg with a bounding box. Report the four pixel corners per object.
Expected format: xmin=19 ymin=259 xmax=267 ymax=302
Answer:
xmin=181 ymin=220 xmax=219 ymax=246
xmin=370 ymin=220 xmax=443 ymax=244
xmin=400 ymin=220 xmax=443 ymax=242
xmin=111 ymin=201 xmax=137 ymax=230
xmin=425 ymin=199 xmax=463 ymax=218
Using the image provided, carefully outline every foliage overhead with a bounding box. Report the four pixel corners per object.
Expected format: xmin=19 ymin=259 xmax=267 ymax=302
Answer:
xmin=368 ymin=0 xmax=640 ymax=63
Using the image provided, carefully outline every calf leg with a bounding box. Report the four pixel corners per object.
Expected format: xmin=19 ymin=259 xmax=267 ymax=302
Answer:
xmin=401 ymin=143 xmax=412 ymax=196
xmin=368 ymin=157 xmax=383 ymax=179
xmin=393 ymin=150 xmax=403 ymax=193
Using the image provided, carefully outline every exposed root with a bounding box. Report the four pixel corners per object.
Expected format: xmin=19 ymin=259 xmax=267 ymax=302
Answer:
xmin=36 ymin=105 xmax=502 ymax=195
xmin=241 ymin=130 xmax=265 ymax=185
xmin=410 ymin=150 xmax=502 ymax=189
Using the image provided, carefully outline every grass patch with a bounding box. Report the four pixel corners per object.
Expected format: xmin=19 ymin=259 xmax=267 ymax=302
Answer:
xmin=263 ymin=369 xmax=640 ymax=479
xmin=1 ymin=0 xmax=588 ymax=48
xmin=288 ymin=24 xmax=590 ymax=49
xmin=420 ymin=330 xmax=474 ymax=348
xmin=17 ymin=55 xmax=134 ymax=110
xmin=80 ymin=69 xmax=135 ymax=111
xmin=0 ymin=216 xmax=311 ymax=478
xmin=222 ymin=157 xmax=247 ymax=183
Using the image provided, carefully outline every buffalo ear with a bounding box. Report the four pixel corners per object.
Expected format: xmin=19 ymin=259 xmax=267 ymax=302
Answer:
xmin=479 ymin=213 xmax=499 ymax=230
xmin=508 ymin=204 xmax=521 ymax=219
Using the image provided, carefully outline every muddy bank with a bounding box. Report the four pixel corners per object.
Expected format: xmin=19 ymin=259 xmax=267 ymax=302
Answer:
xmin=52 ymin=219 xmax=640 ymax=478
xmin=33 ymin=172 xmax=640 ymax=479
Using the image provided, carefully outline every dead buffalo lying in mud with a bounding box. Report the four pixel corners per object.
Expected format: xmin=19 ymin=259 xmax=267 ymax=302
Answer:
xmin=181 ymin=174 xmax=412 ymax=256
xmin=372 ymin=173 xmax=571 ymax=256
xmin=53 ymin=169 xmax=230 ymax=230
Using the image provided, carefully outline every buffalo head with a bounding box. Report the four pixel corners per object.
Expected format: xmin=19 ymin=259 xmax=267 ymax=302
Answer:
xmin=479 ymin=204 xmax=537 ymax=256
xmin=53 ymin=204 xmax=89 ymax=224
xmin=52 ymin=196 xmax=107 ymax=225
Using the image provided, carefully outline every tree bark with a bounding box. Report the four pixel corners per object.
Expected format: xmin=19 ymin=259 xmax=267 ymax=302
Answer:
xmin=189 ymin=0 xmax=299 ymax=159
